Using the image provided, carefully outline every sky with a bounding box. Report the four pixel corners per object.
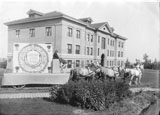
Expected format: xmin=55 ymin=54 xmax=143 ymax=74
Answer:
xmin=0 ymin=0 xmax=159 ymax=63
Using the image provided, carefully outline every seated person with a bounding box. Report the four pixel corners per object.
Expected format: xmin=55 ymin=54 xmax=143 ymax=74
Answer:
xmin=53 ymin=50 xmax=59 ymax=59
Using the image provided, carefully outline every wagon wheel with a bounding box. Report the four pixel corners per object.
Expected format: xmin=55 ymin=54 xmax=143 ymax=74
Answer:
xmin=13 ymin=84 xmax=26 ymax=89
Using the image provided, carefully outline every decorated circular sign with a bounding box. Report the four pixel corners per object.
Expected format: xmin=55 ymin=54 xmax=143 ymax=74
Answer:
xmin=18 ymin=44 xmax=49 ymax=73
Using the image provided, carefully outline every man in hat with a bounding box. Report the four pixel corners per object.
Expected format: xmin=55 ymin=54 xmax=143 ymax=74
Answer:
xmin=53 ymin=50 xmax=59 ymax=59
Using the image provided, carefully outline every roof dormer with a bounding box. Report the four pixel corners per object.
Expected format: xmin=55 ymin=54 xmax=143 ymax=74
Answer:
xmin=27 ymin=9 xmax=44 ymax=18
xmin=79 ymin=17 xmax=93 ymax=24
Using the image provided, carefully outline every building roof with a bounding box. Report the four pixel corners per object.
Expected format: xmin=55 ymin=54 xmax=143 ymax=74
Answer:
xmin=90 ymin=22 xmax=106 ymax=29
xmin=4 ymin=9 xmax=127 ymax=40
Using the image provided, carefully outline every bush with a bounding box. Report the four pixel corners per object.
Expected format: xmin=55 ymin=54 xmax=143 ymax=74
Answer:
xmin=50 ymin=80 xmax=132 ymax=111
xmin=0 ymin=60 xmax=7 ymax=69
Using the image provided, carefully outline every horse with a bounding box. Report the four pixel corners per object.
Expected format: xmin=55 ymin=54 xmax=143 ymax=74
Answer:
xmin=69 ymin=64 xmax=96 ymax=82
xmin=123 ymin=64 xmax=144 ymax=86
xmin=89 ymin=65 xmax=117 ymax=82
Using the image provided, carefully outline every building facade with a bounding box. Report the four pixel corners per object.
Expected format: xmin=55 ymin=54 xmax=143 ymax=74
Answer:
xmin=5 ymin=9 xmax=127 ymax=71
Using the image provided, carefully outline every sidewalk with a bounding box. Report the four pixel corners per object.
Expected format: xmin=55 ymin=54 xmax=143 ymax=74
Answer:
xmin=0 ymin=92 xmax=50 ymax=99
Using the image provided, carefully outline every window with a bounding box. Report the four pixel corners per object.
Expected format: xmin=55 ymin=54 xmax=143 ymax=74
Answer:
xmin=118 ymin=41 xmax=121 ymax=47
xmin=76 ymin=30 xmax=80 ymax=38
xmin=108 ymin=39 xmax=110 ymax=45
xmin=87 ymin=34 xmax=90 ymax=41
xmin=107 ymin=50 xmax=109 ymax=56
xmin=46 ymin=27 xmax=52 ymax=36
xmin=76 ymin=60 xmax=80 ymax=67
xmin=110 ymin=40 xmax=112 ymax=46
xmin=122 ymin=42 xmax=124 ymax=48
xmin=98 ymin=36 xmax=100 ymax=43
xmin=91 ymin=35 xmax=93 ymax=42
xmin=118 ymin=51 xmax=120 ymax=57
xmin=121 ymin=61 xmax=123 ymax=66
xmin=16 ymin=30 xmax=20 ymax=38
xmin=110 ymin=61 xmax=112 ymax=66
xmin=112 ymin=61 xmax=114 ymax=66
xmin=98 ymin=48 xmax=100 ymax=56
xmin=75 ymin=45 xmax=80 ymax=54
xmin=87 ymin=47 xmax=89 ymax=55
xmin=87 ymin=60 xmax=89 ymax=65
xmin=101 ymin=37 xmax=106 ymax=49
xmin=67 ymin=44 xmax=72 ymax=54
xmin=29 ymin=29 xmax=35 ymax=37
xmin=113 ymin=40 xmax=114 ymax=46
xmin=121 ymin=52 xmax=123 ymax=57
xmin=67 ymin=60 xmax=72 ymax=68
xmin=68 ymin=27 xmax=72 ymax=37
xmin=107 ymin=61 xmax=109 ymax=66
xmin=90 ymin=48 xmax=93 ymax=55
xmin=118 ymin=61 xmax=120 ymax=66
xmin=110 ymin=50 xmax=112 ymax=57
xmin=113 ymin=51 xmax=114 ymax=57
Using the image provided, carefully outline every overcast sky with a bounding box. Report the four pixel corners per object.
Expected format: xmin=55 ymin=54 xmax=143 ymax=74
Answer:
xmin=0 ymin=0 xmax=159 ymax=63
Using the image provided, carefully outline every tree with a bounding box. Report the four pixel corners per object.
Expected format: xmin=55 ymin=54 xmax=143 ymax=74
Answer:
xmin=143 ymin=53 xmax=149 ymax=63
xmin=125 ymin=58 xmax=130 ymax=67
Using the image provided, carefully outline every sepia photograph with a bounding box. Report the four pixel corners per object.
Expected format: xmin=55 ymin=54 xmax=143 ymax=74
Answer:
xmin=0 ymin=0 xmax=159 ymax=115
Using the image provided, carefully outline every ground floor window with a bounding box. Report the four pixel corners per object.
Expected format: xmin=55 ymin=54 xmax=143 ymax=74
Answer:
xmin=67 ymin=60 xmax=72 ymax=68
xmin=76 ymin=60 xmax=80 ymax=67
xmin=121 ymin=61 xmax=123 ymax=66
xmin=118 ymin=61 xmax=120 ymax=66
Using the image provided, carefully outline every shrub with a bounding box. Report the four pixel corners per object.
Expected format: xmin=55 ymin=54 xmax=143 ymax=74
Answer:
xmin=50 ymin=80 xmax=132 ymax=111
xmin=0 ymin=60 xmax=7 ymax=69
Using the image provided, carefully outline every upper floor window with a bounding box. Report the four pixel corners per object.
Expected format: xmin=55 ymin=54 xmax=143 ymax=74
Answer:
xmin=108 ymin=39 xmax=110 ymax=45
xmin=121 ymin=52 xmax=123 ymax=57
xmin=75 ymin=45 xmax=80 ymax=54
xmin=118 ymin=41 xmax=121 ymax=47
xmin=118 ymin=51 xmax=120 ymax=57
xmin=110 ymin=50 xmax=112 ymax=57
xmin=16 ymin=30 xmax=20 ymax=38
xmin=67 ymin=44 xmax=72 ymax=54
xmin=107 ymin=50 xmax=109 ymax=56
xmin=98 ymin=36 xmax=100 ymax=43
xmin=76 ymin=30 xmax=80 ymax=38
xmin=87 ymin=34 xmax=90 ymax=41
xmin=46 ymin=27 xmax=52 ymax=36
xmin=110 ymin=40 xmax=112 ymax=46
xmin=90 ymin=48 xmax=93 ymax=55
xmin=87 ymin=47 xmax=89 ymax=55
xmin=68 ymin=27 xmax=72 ymax=37
xmin=121 ymin=42 xmax=124 ymax=48
xmin=91 ymin=35 xmax=93 ymax=42
xmin=29 ymin=29 xmax=35 ymax=37
xmin=113 ymin=40 xmax=114 ymax=46
xmin=101 ymin=37 xmax=106 ymax=49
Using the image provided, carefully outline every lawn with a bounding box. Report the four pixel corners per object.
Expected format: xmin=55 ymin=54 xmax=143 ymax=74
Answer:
xmin=141 ymin=69 xmax=159 ymax=88
xmin=0 ymin=98 xmax=77 ymax=115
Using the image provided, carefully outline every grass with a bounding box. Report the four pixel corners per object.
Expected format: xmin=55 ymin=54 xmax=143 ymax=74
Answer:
xmin=141 ymin=69 xmax=159 ymax=88
xmin=0 ymin=98 xmax=77 ymax=115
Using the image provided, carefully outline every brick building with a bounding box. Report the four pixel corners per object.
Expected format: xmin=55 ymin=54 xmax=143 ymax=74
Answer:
xmin=5 ymin=9 xmax=127 ymax=71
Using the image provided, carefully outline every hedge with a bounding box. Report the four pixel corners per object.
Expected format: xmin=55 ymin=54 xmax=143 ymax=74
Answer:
xmin=50 ymin=80 xmax=132 ymax=111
